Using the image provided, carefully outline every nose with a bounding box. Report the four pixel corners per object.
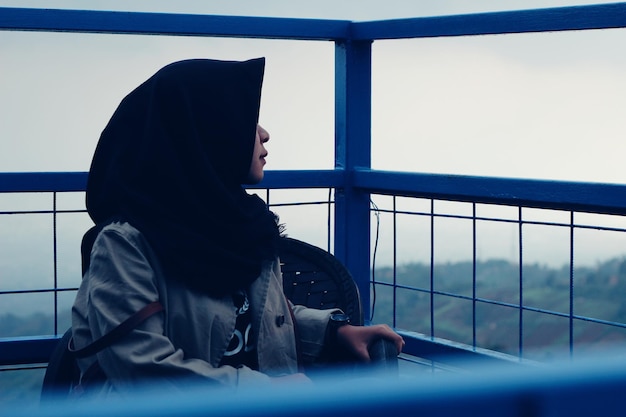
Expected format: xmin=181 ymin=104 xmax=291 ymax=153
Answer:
xmin=258 ymin=125 xmax=270 ymax=143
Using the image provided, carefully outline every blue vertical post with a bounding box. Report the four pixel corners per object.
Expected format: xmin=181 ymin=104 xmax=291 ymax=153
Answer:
xmin=334 ymin=39 xmax=373 ymax=322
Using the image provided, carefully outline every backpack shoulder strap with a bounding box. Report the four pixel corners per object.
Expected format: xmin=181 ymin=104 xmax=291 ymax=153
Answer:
xmin=70 ymin=301 xmax=164 ymax=358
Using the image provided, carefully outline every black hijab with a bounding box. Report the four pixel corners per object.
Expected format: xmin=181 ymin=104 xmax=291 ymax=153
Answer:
xmin=86 ymin=58 xmax=281 ymax=296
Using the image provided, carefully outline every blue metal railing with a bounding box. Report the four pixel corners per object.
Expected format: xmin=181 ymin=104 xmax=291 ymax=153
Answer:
xmin=356 ymin=170 xmax=626 ymax=360
xmin=351 ymin=3 xmax=626 ymax=39
xmin=0 ymin=7 xmax=351 ymax=40
xmin=368 ymin=192 xmax=626 ymax=361
xmin=4 ymin=170 xmax=626 ymax=363
xmin=3 ymin=3 xmax=626 ymax=413
xmin=354 ymin=169 xmax=626 ymax=216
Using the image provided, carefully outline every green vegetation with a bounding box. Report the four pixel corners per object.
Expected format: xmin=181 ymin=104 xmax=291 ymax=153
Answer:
xmin=371 ymin=256 xmax=626 ymax=360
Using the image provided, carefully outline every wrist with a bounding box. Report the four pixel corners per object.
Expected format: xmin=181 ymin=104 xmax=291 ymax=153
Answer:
xmin=327 ymin=313 xmax=350 ymax=346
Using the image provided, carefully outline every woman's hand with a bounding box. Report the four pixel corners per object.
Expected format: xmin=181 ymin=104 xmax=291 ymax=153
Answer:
xmin=336 ymin=324 xmax=405 ymax=362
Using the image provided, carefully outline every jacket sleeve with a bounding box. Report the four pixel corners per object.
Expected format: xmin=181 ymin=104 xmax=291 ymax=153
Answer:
xmin=77 ymin=224 xmax=270 ymax=394
xmin=289 ymin=303 xmax=339 ymax=364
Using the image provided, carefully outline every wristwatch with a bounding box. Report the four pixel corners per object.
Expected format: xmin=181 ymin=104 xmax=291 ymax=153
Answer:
xmin=330 ymin=313 xmax=351 ymax=327
xmin=328 ymin=313 xmax=351 ymax=345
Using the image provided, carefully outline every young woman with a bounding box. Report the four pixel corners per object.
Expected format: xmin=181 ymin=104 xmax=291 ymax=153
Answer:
xmin=71 ymin=58 xmax=403 ymax=397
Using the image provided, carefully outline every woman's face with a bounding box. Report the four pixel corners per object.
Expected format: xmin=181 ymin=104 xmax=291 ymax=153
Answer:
xmin=246 ymin=124 xmax=269 ymax=184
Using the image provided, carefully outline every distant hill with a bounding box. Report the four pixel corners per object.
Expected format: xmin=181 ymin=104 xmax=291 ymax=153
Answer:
xmin=370 ymin=256 xmax=626 ymax=360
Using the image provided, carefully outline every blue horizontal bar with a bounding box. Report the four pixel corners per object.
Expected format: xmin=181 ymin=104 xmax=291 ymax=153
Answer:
xmin=0 ymin=172 xmax=87 ymax=192
xmin=0 ymin=336 xmax=59 ymax=366
xmin=5 ymin=169 xmax=626 ymax=216
xmin=5 ymin=169 xmax=626 ymax=217
xmin=4 ymin=4 xmax=626 ymax=42
xmin=0 ymin=170 xmax=345 ymax=193
xmin=352 ymin=3 xmax=626 ymax=40
xmin=353 ymin=169 xmax=626 ymax=216
xmin=0 ymin=7 xmax=350 ymax=40
xmin=398 ymin=330 xmax=525 ymax=366
xmin=256 ymin=169 xmax=345 ymax=189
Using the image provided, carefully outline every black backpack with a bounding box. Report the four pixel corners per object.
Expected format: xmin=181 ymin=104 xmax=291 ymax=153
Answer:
xmin=41 ymin=224 xmax=163 ymax=401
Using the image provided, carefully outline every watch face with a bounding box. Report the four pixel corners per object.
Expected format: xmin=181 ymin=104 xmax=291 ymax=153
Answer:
xmin=331 ymin=313 xmax=350 ymax=324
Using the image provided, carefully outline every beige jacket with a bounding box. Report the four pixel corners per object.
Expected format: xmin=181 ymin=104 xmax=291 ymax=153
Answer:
xmin=72 ymin=221 xmax=337 ymax=396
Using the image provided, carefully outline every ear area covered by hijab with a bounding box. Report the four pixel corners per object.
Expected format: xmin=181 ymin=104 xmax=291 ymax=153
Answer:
xmin=85 ymin=57 xmax=281 ymax=296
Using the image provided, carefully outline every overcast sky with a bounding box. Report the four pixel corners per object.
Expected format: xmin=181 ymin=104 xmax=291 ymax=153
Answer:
xmin=1 ymin=0 xmax=626 ymax=278
xmin=1 ymin=0 xmax=625 ymax=182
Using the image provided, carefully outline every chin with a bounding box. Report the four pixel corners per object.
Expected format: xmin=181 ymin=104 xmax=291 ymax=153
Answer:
xmin=244 ymin=173 xmax=264 ymax=184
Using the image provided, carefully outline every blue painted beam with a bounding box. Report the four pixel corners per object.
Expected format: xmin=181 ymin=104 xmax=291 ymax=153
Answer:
xmin=333 ymin=42 xmax=372 ymax=172
xmin=5 ymin=3 xmax=626 ymax=42
xmin=0 ymin=7 xmax=350 ymax=40
xmin=5 ymin=169 xmax=626 ymax=216
xmin=334 ymin=41 xmax=373 ymax=319
xmin=0 ymin=336 xmax=59 ymax=366
xmin=257 ymin=169 xmax=345 ymax=189
xmin=353 ymin=168 xmax=626 ymax=216
xmin=0 ymin=170 xmax=345 ymax=193
xmin=351 ymin=3 xmax=626 ymax=40
xmin=0 ymin=172 xmax=88 ymax=193
xmin=398 ymin=330 xmax=526 ymax=366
